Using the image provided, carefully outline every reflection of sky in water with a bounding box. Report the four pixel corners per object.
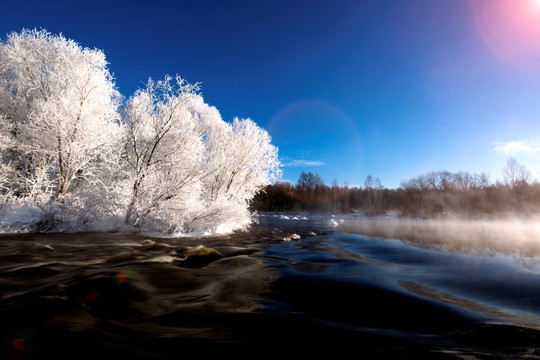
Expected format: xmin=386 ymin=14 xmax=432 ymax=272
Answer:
xmin=278 ymin=223 xmax=540 ymax=329
xmin=259 ymin=214 xmax=540 ymax=330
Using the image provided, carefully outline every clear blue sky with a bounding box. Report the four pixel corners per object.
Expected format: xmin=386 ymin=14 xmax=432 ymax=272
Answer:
xmin=3 ymin=0 xmax=540 ymax=188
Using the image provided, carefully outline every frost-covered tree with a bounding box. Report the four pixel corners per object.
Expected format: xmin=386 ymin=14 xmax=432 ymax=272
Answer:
xmin=0 ymin=116 xmax=15 ymax=202
xmin=0 ymin=29 xmax=281 ymax=234
xmin=122 ymin=75 xmax=205 ymax=229
xmin=122 ymin=75 xmax=281 ymax=233
xmin=204 ymin=117 xmax=280 ymax=202
xmin=0 ymin=29 xmax=121 ymax=205
xmin=195 ymin=116 xmax=280 ymax=231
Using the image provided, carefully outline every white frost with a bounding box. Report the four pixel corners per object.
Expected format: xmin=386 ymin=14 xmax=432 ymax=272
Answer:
xmin=0 ymin=29 xmax=281 ymax=235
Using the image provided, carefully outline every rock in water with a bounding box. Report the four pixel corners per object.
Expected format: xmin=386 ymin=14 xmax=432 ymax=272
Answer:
xmin=327 ymin=219 xmax=339 ymax=228
xmin=183 ymin=246 xmax=223 ymax=268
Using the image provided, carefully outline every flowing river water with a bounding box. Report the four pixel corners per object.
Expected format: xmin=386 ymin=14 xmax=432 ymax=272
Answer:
xmin=2 ymin=214 xmax=540 ymax=359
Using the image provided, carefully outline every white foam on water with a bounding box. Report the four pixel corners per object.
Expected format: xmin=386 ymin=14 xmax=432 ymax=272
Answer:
xmin=143 ymin=255 xmax=180 ymax=263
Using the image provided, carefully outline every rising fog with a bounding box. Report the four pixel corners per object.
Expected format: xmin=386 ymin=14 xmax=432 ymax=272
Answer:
xmin=339 ymin=216 xmax=540 ymax=262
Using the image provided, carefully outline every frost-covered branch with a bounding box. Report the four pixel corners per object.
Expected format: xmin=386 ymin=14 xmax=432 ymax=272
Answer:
xmin=0 ymin=29 xmax=122 ymax=204
xmin=0 ymin=29 xmax=281 ymax=234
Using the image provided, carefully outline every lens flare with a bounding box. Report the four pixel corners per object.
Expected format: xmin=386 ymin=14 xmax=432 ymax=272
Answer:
xmin=86 ymin=291 xmax=100 ymax=303
xmin=473 ymin=0 xmax=540 ymax=70
xmin=114 ymin=271 xmax=128 ymax=285
xmin=267 ymin=100 xmax=363 ymax=182
xmin=13 ymin=338 xmax=25 ymax=351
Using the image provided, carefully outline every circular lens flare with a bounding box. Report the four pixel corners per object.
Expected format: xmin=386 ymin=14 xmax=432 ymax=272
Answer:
xmin=13 ymin=338 xmax=25 ymax=351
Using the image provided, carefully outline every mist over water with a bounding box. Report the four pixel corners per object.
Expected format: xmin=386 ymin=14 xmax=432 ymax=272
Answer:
xmin=339 ymin=216 xmax=540 ymax=262
xmin=2 ymin=214 xmax=540 ymax=359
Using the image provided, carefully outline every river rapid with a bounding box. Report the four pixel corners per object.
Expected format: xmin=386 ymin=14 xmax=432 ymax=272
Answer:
xmin=2 ymin=214 xmax=540 ymax=359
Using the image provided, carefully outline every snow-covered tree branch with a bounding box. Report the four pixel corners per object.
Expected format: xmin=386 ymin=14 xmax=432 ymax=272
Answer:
xmin=121 ymin=76 xmax=281 ymax=234
xmin=0 ymin=28 xmax=281 ymax=234
xmin=0 ymin=29 xmax=122 ymax=206
xmin=122 ymin=75 xmax=205 ymax=229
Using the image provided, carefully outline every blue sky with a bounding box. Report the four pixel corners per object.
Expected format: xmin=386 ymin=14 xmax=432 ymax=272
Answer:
xmin=3 ymin=0 xmax=540 ymax=188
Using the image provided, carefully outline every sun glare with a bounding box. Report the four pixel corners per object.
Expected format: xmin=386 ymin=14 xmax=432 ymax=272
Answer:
xmin=474 ymin=0 xmax=540 ymax=70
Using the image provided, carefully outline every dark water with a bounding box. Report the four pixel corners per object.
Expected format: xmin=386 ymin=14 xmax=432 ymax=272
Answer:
xmin=2 ymin=215 xmax=540 ymax=359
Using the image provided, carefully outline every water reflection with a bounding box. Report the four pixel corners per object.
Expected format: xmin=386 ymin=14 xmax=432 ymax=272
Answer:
xmin=339 ymin=218 xmax=540 ymax=267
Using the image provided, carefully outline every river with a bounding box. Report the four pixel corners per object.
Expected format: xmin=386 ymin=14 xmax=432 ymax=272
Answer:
xmin=2 ymin=214 xmax=540 ymax=359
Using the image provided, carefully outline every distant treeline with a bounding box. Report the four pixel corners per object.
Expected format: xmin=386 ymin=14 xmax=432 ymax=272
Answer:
xmin=251 ymin=158 xmax=540 ymax=218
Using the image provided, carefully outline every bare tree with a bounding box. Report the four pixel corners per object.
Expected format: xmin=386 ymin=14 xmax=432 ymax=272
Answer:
xmin=503 ymin=157 xmax=530 ymax=188
xmin=502 ymin=157 xmax=530 ymax=210
xmin=297 ymin=171 xmax=324 ymax=210
xmin=400 ymin=175 xmax=429 ymax=214
xmin=364 ymin=175 xmax=375 ymax=209
xmin=331 ymin=178 xmax=339 ymax=212
xmin=476 ymin=172 xmax=490 ymax=189
xmin=438 ymin=171 xmax=454 ymax=192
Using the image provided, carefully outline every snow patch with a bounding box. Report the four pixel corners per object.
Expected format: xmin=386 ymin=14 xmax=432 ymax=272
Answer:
xmin=0 ymin=203 xmax=42 ymax=232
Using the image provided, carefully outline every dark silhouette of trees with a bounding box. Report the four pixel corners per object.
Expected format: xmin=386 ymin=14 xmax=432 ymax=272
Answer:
xmin=250 ymin=182 xmax=295 ymax=212
xmin=252 ymin=158 xmax=540 ymax=218
xmin=296 ymin=171 xmax=325 ymax=210
xmin=331 ymin=179 xmax=340 ymax=213
xmin=400 ymin=175 xmax=430 ymax=216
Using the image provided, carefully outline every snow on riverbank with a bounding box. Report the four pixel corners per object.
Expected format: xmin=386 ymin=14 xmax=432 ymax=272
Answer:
xmin=0 ymin=202 xmax=253 ymax=237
